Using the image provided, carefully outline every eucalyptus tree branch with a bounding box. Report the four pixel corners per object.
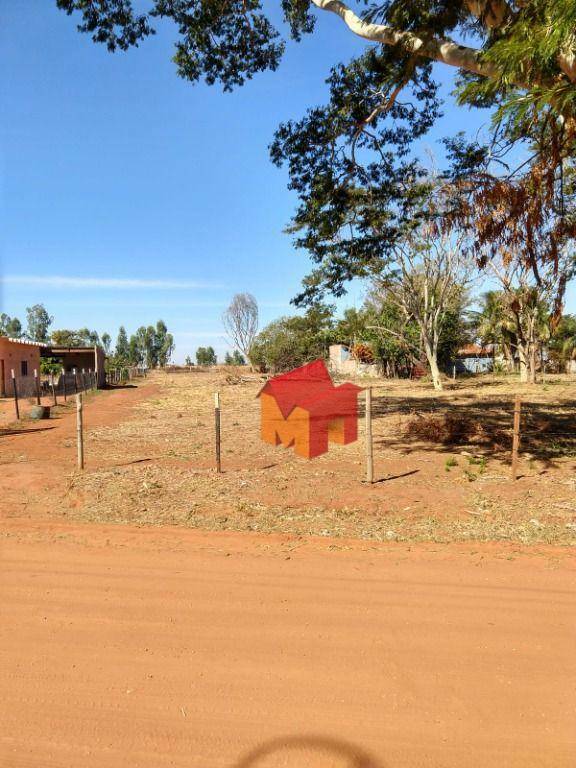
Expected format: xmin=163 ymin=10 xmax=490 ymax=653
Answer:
xmin=310 ymin=0 xmax=499 ymax=79
xmin=311 ymin=0 xmax=575 ymax=85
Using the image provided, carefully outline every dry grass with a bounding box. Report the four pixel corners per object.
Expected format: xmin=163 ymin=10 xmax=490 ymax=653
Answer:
xmin=54 ymin=369 xmax=576 ymax=546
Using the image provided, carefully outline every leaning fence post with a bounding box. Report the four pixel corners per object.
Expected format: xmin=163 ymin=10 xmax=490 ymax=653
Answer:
xmin=34 ymin=368 xmax=41 ymax=405
xmin=365 ymin=387 xmax=374 ymax=484
xmin=511 ymin=394 xmax=522 ymax=481
xmin=11 ymin=369 xmax=20 ymax=420
xmin=76 ymin=393 xmax=84 ymax=470
xmin=214 ymin=391 xmax=222 ymax=473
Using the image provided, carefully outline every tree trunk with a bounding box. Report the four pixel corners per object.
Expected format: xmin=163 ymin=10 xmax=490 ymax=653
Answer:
xmin=528 ymin=342 xmax=538 ymax=385
xmin=423 ymin=339 xmax=443 ymax=391
xmin=517 ymin=342 xmax=529 ymax=383
xmin=502 ymin=342 xmax=514 ymax=372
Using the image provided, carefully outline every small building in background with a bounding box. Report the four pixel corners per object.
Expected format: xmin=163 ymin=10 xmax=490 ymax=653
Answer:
xmin=328 ymin=344 xmax=379 ymax=377
xmin=453 ymin=344 xmax=495 ymax=374
xmin=0 ymin=338 xmax=107 ymax=397
xmin=0 ymin=337 xmax=42 ymax=397
xmin=41 ymin=345 xmax=107 ymax=388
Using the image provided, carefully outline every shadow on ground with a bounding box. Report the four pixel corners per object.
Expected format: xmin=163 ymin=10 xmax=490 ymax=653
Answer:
xmin=366 ymin=394 xmax=576 ymax=466
xmin=233 ymin=734 xmax=385 ymax=768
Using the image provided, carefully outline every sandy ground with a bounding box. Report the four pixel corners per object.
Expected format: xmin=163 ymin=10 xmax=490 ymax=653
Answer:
xmin=1 ymin=520 xmax=575 ymax=768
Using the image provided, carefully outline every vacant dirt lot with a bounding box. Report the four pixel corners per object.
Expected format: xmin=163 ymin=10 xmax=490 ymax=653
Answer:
xmin=2 ymin=369 xmax=576 ymax=544
xmin=2 ymin=371 xmax=575 ymax=767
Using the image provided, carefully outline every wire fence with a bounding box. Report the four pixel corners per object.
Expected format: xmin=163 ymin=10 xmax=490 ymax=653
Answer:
xmin=5 ymin=364 xmax=576 ymax=483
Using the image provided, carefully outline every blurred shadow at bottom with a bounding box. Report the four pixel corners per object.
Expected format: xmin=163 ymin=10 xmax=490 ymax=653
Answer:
xmin=233 ymin=734 xmax=386 ymax=768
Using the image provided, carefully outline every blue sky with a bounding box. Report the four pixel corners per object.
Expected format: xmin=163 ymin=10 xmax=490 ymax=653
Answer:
xmin=2 ymin=2 xmax=574 ymax=361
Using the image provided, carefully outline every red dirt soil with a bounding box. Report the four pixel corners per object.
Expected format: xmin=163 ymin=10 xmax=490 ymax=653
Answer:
xmin=1 ymin=520 xmax=575 ymax=768
xmin=2 ymin=380 xmax=575 ymax=767
xmin=0 ymin=383 xmax=158 ymax=513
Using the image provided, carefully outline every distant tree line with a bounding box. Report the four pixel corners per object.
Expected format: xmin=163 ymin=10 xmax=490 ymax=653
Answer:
xmin=0 ymin=303 xmax=175 ymax=369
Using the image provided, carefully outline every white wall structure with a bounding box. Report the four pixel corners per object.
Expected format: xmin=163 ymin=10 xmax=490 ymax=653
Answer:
xmin=328 ymin=345 xmax=379 ymax=377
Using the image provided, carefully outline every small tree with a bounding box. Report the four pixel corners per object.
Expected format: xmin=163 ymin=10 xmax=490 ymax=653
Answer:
xmin=481 ymin=255 xmax=559 ymax=383
xmin=222 ymin=293 xmax=258 ymax=368
xmin=249 ymin=303 xmax=334 ymax=373
xmin=101 ymin=333 xmax=112 ymax=355
xmin=116 ymin=326 xmax=129 ymax=360
xmin=158 ymin=333 xmax=174 ymax=367
xmin=196 ymin=346 xmax=217 ymax=366
xmin=370 ymin=225 xmax=472 ymax=390
xmin=154 ymin=320 xmax=174 ymax=367
xmin=26 ymin=304 xmax=53 ymax=343
xmin=0 ymin=313 xmax=22 ymax=338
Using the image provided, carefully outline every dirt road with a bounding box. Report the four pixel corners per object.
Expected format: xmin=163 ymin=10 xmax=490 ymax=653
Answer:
xmin=1 ymin=381 xmax=157 ymax=518
xmin=1 ymin=521 xmax=574 ymax=768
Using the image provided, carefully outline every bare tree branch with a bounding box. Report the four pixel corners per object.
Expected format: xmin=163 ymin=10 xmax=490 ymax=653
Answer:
xmin=222 ymin=293 xmax=259 ymax=365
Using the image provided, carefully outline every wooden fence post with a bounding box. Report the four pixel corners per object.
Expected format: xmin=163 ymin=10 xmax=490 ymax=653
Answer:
xmin=365 ymin=387 xmax=374 ymax=484
xmin=76 ymin=393 xmax=84 ymax=470
xmin=34 ymin=368 xmax=41 ymax=405
xmin=50 ymin=374 xmax=57 ymax=406
xmin=511 ymin=394 xmax=522 ymax=481
xmin=214 ymin=392 xmax=222 ymax=473
xmin=73 ymin=368 xmax=78 ymax=395
xmin=11 ymin=369 xmax=20 ymax=420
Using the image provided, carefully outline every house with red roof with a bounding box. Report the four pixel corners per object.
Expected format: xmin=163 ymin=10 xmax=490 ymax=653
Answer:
xmin=257 ymin=359 xmax=362 ymax=459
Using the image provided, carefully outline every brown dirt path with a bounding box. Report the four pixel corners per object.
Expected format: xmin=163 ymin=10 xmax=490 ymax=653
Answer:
xmin=1 ymin=521 xmax=574 ymax=768
xmin=1 ymin=382 xmax=157 ymax=516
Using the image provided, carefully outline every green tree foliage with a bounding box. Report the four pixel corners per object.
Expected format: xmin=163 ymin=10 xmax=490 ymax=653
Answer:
xmin=115 ymin=326 xmax=129 ymax=360
xmin=0 ymin=313 xmax=23 ymax=338
xmin=55 ymin=2 xmax=576 ymax=119
xmin=470 ymin=291 xmax=518 ymax=371
xmin=101 ymin=332 xmax=112 ymax=354
xmin=51 ymin=328 xmax=100 ymax=346
xmin=249 ymin=303 xmax=334 ymax=372
xmin=548 ymin=314 xmax=576 ymax=370
xmin=225 ymin=350 xmax=246 ymax=365
xmin=155 ymin=320 xmax=175 ymax=367
xmin=26 ymin=304 xmax=53 ymax=343
xmin=54 ymin=2 xmax=576 ymax=319
xmin=111 ymin=321 xmax=175 ymax=367
xmin=356 ymin=299 xmax=422 ymax=377
xmin=196 ymin=346 xmax=217 ymax=366
xmin=128 ymin=333 xmax=142 ymax=365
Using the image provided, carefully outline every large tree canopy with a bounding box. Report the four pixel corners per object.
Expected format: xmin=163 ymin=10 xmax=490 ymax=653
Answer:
xmin=56 ymin=2 xmax=576 ymax=100
xmin=56 ymin=2 xmax=576 ymax=307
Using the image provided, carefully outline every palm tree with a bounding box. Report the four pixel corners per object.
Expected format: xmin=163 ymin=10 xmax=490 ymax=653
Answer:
xmin=471 ymin=291 xmax=517 ymax=372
